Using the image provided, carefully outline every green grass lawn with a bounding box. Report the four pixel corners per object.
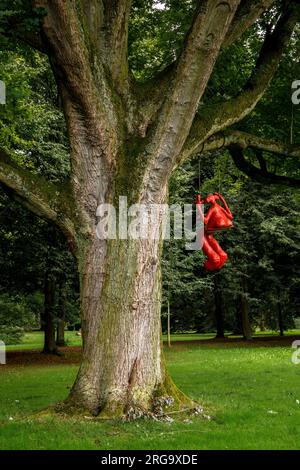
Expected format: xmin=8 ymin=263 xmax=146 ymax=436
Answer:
xmin=1 ymin=338 xmax=300 ymax=450
xmin=5 ymin=331 xmax=82 ymax=351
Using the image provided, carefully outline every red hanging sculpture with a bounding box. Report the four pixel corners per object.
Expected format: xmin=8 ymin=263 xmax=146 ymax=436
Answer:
xmin=195 ymin=192 xmax=233 ymax=271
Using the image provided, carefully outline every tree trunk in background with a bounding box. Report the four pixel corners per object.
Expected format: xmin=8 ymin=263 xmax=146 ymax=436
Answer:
xmin=278 ymin=302 xmax=284 ymax=337
xmin=240 ymin=294 xmax=252 ymax=340
xmin=56 ymin=281 xmax=66 ymax=347
xmin=239 ymin=278 xmax=252 ymax=341
xmin=43 ymin=270 xmax=57 ymax=354
xmin=233 ymin=302 xmax=243 ymax=335
xmin=39 ymin=309 xmax=45 ymax=332
xmin=167 ymin=300 xmax=171 ymax=348
xmin=258 ymin=315 xmax=266 ymax=332
xmin=214 ymin=275 xmax=225 ymax=338
xmin=56 ymin=319 xmax=65 ymax=347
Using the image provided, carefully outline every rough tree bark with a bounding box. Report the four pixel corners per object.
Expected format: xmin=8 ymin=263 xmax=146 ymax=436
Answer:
xmin=1 ymin=0 xmax=299 ymax=416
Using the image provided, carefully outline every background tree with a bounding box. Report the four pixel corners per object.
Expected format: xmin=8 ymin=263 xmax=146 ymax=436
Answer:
xmin=0 ymin=48 xmax=79 ymax=351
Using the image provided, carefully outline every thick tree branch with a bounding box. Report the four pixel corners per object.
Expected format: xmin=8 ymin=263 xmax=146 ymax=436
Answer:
xmin=228 ymin=145 xmax=300 ymax=187
xmin=184 ymin=129 xmax=300 ymax=186
xmin=255 ymin=149 xmax=268 ymax=173
xmin=78 ymin=0 xmax=132 ymax=93
xmin=183 ymin=2 xmax=300 ymax=160
xmin=135 ymin=0 xmax=276 ymax=133
xmin=162 ymin=0 xmax=240 ymax=121
xmin=32 ymin=0 xmax=95 ymax=107
xmin=78 ymin=0 xmax=103 ymax=56
xmin=187 ymin=129 xmax=300 ymax=159
xmin=101 ymin=0 xmax=132 ymax=92
xmin=0 ymin=148 xmax=75 ymax=241
xmin=141 ymin=0 xmax=241 ymax=201
xmin=223 ymin=0 xmax=276 ymax=47
xmin=33 ymin=0 xmax=118 ymax=154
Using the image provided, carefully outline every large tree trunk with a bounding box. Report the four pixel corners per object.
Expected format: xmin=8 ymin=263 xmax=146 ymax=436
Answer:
xmin=62 ymin=129 xmax=190 ymax=415
xmin=54 ymin=59 xmax=193 ymax=414
xmin=67 ymin=234 xmax=189 ymax=416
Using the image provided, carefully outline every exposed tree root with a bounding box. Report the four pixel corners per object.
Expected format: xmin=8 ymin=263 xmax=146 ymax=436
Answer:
xmin=51 ymin=374 xmax=199 ymax=422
